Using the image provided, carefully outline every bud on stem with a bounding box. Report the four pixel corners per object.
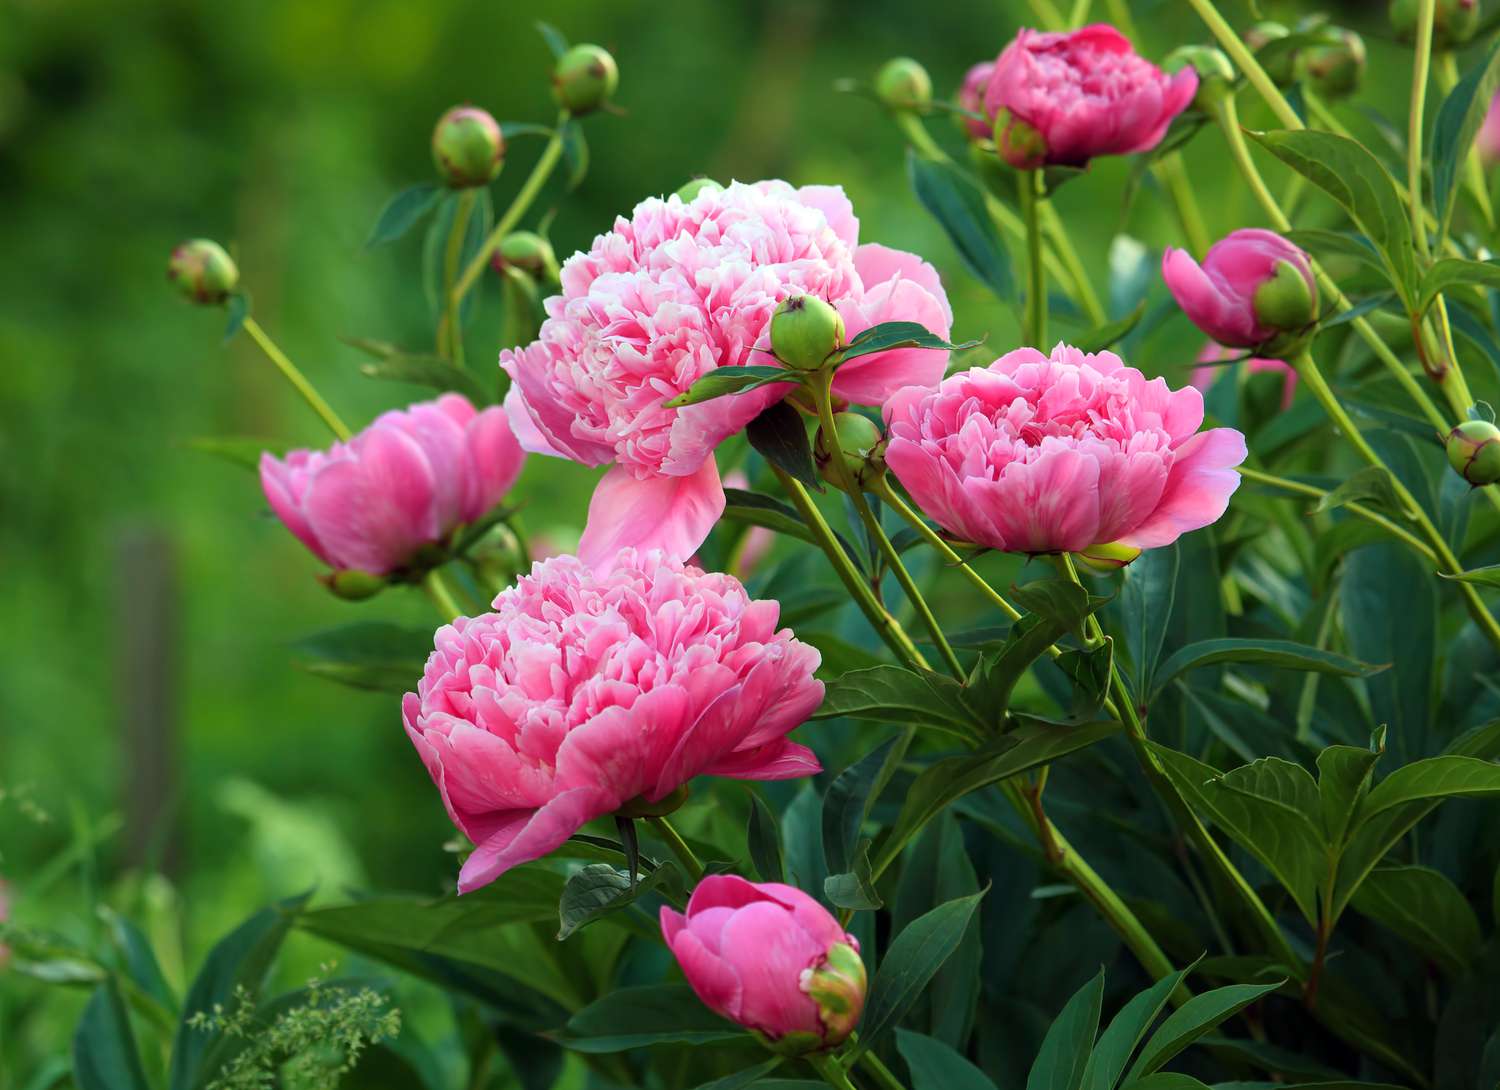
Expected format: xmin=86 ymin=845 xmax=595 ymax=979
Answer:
xmin=553 ymin=44 xmax=619 ymax=115
xmin=770 ymin=295 xmax=845 ymax=371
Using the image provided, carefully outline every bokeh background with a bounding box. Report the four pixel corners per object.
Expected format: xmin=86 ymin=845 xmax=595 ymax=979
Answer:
xmin=0 ymin=0 xmax=1404 ymax=1077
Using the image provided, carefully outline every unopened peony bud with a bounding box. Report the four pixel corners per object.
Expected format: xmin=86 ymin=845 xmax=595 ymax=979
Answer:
xmin=494 ymin=231 xmax=556 ymax=277
xmin=1299 ymin=27 xmax=1364 ymax=100
xmin=1245 ymin=22 xmax=1297 ymax=87
xmin=1163 ymin=45 xmax=1234 ymax=109
xmin=1447 ymin=420 xmax=1500 ymax=486
xmin=993 ymin=108 xmax=1049 ymax=170
xmin=432 ymin=106 xmax=504 ymax=189
xmin=674 ymin=176 xmax=724 ymax=202
xmin=552 ymin=44 xmax=618 ymax=115
xmin=324 ymin=569 xmax=388 ymax=601
xmin=168 ymin=239 xmax=238 ymax=305
xmin=770 ymin=295 xmax=845 ymax=370
xmin=1253 ymin=258 xmax=1318 ymax=334
xmin=1162 ymin=229 xmax=1317 ymax=355
xmin=874 ymin=57 xmax=933 ymax=112
xmin=1391 ymin=0 xmax=1480 ymax=49
xmin=662 ymin=876 xmax=865 ymax=1053
xmin=816 ymin=412 xmax=886 ymax=491
xmin=1075 ymin=541 xmax=1143 ymax=571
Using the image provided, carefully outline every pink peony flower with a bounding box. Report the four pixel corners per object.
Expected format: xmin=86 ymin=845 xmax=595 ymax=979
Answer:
xmin=1162 ymin=229 xmax=1317 ymax=350
xmin=260 ymin=394 xmax=524 ymax=576
xmin=957 ymin=61 xmax=996 ymax=141
xmin=402 ymin=550 xmax=824 ymax=893
xmin=884 ymin=344 xmax=1247 ymax=554
xmin=661 ymin=875 xmax=866 ymax=1051
xmin=982 ymin=24 xmax=1197 ymax=169
xmin=1192 ymin=341 xmax=1297 ymax=412
xmin=500 ymin=180 xmax=952 ymax=568
xmin=1479 ymin=91 xmax=1500 ymax=164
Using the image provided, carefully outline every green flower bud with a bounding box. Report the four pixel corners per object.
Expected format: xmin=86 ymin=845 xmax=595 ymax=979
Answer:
xmin=800 ymin=941 xmax=867 ymax=1049
xmin=1252 ymin=258 xmax=1318 ymax=334
xmin=770 ymin=295 xmax=845 ymax=371
xmin=431 ymin=105 xmax=504 ymax=189
xmin=323 ymin=569 xmax=388 ymax=601
xmin=674 ymin=176 xmax=724 ymax=202
xmin=815 ymin=412 xmax=886 ymax=492
xmin=1391 ymin=0 xmax=1480 ymax=49
xmin=993 ymin=108 xmax=1048 ymax=170
xmin=1299 ymin=27 xmax=1365 ymax=100
xmin=1075 ymin=541 xmax=1143 ymax=571
xmin=873 ymin=57 xmax=933 ymax=113
xmin=495 ymin=231 xmax=557 ymax=277
xmin=1163 ymin=45 xmax=1234 ymax=110
xmin=552 ymin=44 xmax=619 ymax=115
xmin=168 ymin=239 xmax=238 ymax=305
xmin=1245 ymin=21 xmax=1297 ymax=87
xmin=1447 ymin=419 xmax=1500 ymax=486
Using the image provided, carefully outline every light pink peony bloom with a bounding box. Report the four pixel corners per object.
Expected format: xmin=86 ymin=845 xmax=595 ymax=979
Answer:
xmin=957 ymin=61 xmax=996 ymax=141
xmin=260 ymin=394 xmax=524 ymax=576
xmin=982 ymin=25 xmax=1197 ymax=169
xmin=661 ymin=875 xmax=866 ymax=1050
xmin=403 ymin=550 xmax=824 ymax=893
xmin=1192 ymin=341 xmax=1297 ymax=412
xmin=884 ymin=344 xmax=1247 ymax=554
xmin=1162 ymin=229 xmax=1316 ymax=350
xmin=1479 ymin=91 xmax=1500 ymax=163
xmin=500 ymin=180 xmax=952 ymax=568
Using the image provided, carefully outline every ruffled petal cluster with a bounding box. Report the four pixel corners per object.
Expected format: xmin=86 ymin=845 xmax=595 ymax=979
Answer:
xmin=402 ymin=550 xmax=824 ymax=893
xmin=884 ymin=344 xmax=1247 ymax=554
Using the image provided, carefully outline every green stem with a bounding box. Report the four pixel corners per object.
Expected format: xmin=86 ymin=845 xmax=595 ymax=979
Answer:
xmin=1067 ymin=0 xmax=1093 ymax=26
xmin=453 ymin=112 xmax=570 ymax=303
xmin=1038 ymin=202 xmax=1108 ymax=326
xmin=423 ymin=569 xmax=467 ymax=622
xmin=1237 ymin=466 xmax=1438 ymax=562
xmin=809 ymin=1055 xmax=862 ymax=1090
xmin=857 ymin=1049 xmax=912 ymax=1090
xmin=1019 ymin=169 xmax=1047 ymax=346
xmin=1155 ymin=152 xmax=1213 ymax=257
xmin=1185 ymin=0 xmax=1302 ymax=129
xmin=647 ymin=815 xmax=705 ymax=882
xmin=439 ymin=188 xmax=478 ymax=364
xmin=1408 ymin=0 xmax=1436 ymax=263
xmin=242 ymin=317 xmax=351 ymax=441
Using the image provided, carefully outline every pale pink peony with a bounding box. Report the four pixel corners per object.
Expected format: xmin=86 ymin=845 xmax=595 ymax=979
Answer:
xmin=1162 ymin=229 xmax=1316 ymax=350
xmin=884 ymin=344 xmax=1247 ymax=554
xmin=260 ymin=394 xmax=524 ymax=576
xmin=957 ymin=61 xmax=996 ymax=141
xmin=982 ymin=25 xmax=1197 ymax=169
xmin=402 ymin=550 xmax=824 ymax=893
xmin=662 ymin=875 xmax=865 ymax=1049
xmin=1479 ymin=91 xmax=1500 ymax=163
xmin=500 ymin=180 xmax=952 ymax=568
xmin=1192 ymin=341 xmax=1297 ymax=412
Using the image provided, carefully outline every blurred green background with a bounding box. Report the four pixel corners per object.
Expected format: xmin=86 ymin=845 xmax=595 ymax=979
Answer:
xmin=0 ymin=0 xmax=1407 ymax=1076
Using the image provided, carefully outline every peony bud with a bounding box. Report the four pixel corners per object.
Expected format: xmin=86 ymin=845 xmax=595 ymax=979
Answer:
xmin=431 ymin=106 xmax=504 ymax=189
xmin=494 ymin=231 xmax=557 ymax=277
xmin=1075 ymin=541 xmax=1143 ymax=571
xmin=661 ymin=876 xmax=866 ymax=1053
xmin=168 ymin=239 xmax=239 ymax=305
xmin=674 ymin=176 xmax=724 ymax=202
xmin=1391 ymin=0 xmax=1480 ymax=49
xmin=770 ymin=295 xmax=845 ymax=371
xmin=816 ymin=412 xmax=886 ymax=491
xmin=552 ymin=44 xmax=618 ymax=115
xmin=1299 ymin=27 xmax=1364 ymax=100
xmin=1447 ymin=420 xmax=1500 ymax=486
xmin=1163 ymin=45 xmax=1234 ymax=110
xmin=324 ymin=569 xmax=388 ymax=601
xmin=993 ymin=108 xmax=1048 ymax=170
xmin=874 ymin=57 xmax=933 ymax=113
xmin=956 ymin=61 xmax=995 ymax=141
xmin=1245 ymin=21 xmax=1297 ymax=87
xmin=1162 ymin=229 xmax=1317 ymax=355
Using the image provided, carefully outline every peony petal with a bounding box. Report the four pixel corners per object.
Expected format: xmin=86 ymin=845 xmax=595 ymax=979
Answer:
xmin=1119 ymin=427 xmax=1247 ymax=549
xmin=457 ymin=786 xmax=611 ymax=893
xmin=577 ymin=459 xmax=726 ymax=570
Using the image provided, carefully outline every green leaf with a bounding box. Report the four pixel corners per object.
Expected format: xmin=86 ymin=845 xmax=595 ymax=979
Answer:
xmin=721 ymin=487 xmax=815 ymax=544
xmin=1359 ymin=755 xmax=1500 ymax=817
xmin=500 ymin=121 xmax=556 ymax=141
xmin=686 ymin=1059 xmax=786 ymax=1089
xmin=833 ymin=321 xmax=981 ymax=365
xmin=897 ymin=1028 xmax=998 ymax=1090
xmin=1431 ymin=39 xmax=1500 ymax=241
xmin=1315 ymin=737 xmax=1384 ymax=847
xmin=535 ymin=21 xmax=569 ymax=58
xmin=666 ymin=365 xmax=798 ymax=407
xmin=358 ymin=351 xmax=491 ymax=406
xmin=560 ymin=118 xmax=588 ymax=191
xmin=907 ymin=150 xmax=1014 ymax=303
xmin=968 ymin=581 xmax=1096 ymax=725
xmin=1349 ymin=865 xmax=1482 ymax=973
xmin=561 ymin=984 xmax=746 ymax=1051
xmin=814 ymin=665 xmax=977 ymax=736
xmin=747 ymin=791 xmax=785 ymax=883
xmin=556 ymin=862 xmax=683 ymax=941
xmin=1025 ymin=968 xmax=1103 ymax=1090
xmin=1418 ymin=258 xmax=1500 ymax=313
xmin=170 ymin=893 xmax=310 ymax=1090
xmin=1151 ymin=638 xmax=1384 ymax=700
xmin=184 ymin=436 xmax=290 ymax=472
xmin=290 ymin=622 xmax=434 ymax=694
xmin=1073 ymin=301 xmax=1146 ymax=354
xmin=1250 ymin=129 xmax=1417 ymax=306
xmin=823 ymin=737 xmax=900 ymax=878
xmin=824 ymin=844 xmax=883 ymax=911
xmin=1309 ymin=465 xmax=1407 ymax=518
xmin=1121 ymin=1077 xmax=1211 ymax=1090
xmin=853 ymin=890 xmax=986 ymax=1055
xmin=1120 ymin=543 xmax=1177 ymax=698
xmin=876 ymin=721 xmax=1119 ymax=874
xmin=1439 ymin=563 xmax=1500 ymax=588
xmin=222 ymin=291 xmax=250 ymax=343
xmin=365 ymin=183 xmax=442 ymax=248
xmin=746 ymin=401 xmax=821 ymax=491
xmin=1081 ymin=965 xmax=1193 ymax=1090
xmin=1124 ymin=981 xmax=1282 ymax=1082
xmin=72 ymin=979 xmax=151 ymax=1090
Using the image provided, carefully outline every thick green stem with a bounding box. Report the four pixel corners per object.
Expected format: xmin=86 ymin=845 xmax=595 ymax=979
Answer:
xmin=439 ymin=188 xmax=478 ymax=364
xmin=453 ymin=112 xmax=570 ymax=302
xmin=1019 ymin=169 xmax=1047 ymax=346
xmin=1408 ymin=0 xmax=1436 ymax=262
xmin=1038 ymin=202 xmax=1108 ymax=326
xmin=241 ymin=317 xmax=352 ymax=441
xmin=647 ymin=815 xmax=705 ymax=882
xmin=1155 ymin=152 xmax=1213 ymax=257
xmin=423 ymin=569 xmax=467 ymax=622
xmin=857 ymin=1051 xmax=911 ymax=1090
xmin=1185 ymin=0 xmax=1302 ymax=129
xmin=1237 ymin=466 xmax=1438 ymax=562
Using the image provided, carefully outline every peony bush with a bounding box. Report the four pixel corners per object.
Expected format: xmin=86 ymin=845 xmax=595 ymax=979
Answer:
xmin=21 ymin=5 xmax=1500 ymax=1089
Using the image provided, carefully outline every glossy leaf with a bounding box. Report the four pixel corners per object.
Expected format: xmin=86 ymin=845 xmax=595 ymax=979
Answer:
xmin=815 ymin=665 xmax=977 ymax=735
xmin=1315 ymin=738 xmax=1384 ymax=847
xmin=556 ymin=861 xmax=682 ymax=940
xmin=1025 ymin=968 xmax=1103 ymax=1090
xmin=747 ymin=792 xmax=785 ymax=883
xmin=1438 ymin=563 xmax=1500 ymax=588
xmin=290 ymin=622 xmax=435 ymax=694
xmin=746 ymin=401 xmax=821 ymax=491
xmin=1151 ymin=638 xmax=1384 ymax=700
xmin=665 ymin=365 xmax=798 ymax=407
xmin=907 ymin=150 xmax=1014 ymax=303
xmin=1120 ymin=541 xmax=1177 ymax=698
xmin=1073 ymin=301 xmax=1146 ymax=354
xmin=823 ymin=737 xmax=900 ymax=878
xmin=834 ymin=321 xmax=981 ymax=364
xmin=1350 ymin=864 xmax=1481 ymax=973
xmin=897 ymin=1029 xmax=999 ymax=1090
xmin=1124 ymin=980 xmax=1283 ymax=1082
xmin=1081 ymin=965 xmax=1193 ymax=1090
xmin=72 ymin=980 xmax=150 ymax=1090
xmin=1418 ymin=258 xmax=1500 ymax=314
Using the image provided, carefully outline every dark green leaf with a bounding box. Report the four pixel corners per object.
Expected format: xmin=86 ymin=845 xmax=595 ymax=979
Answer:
xmin=1124 ymin=981 xmax=1283 ymax=1082
xmin=897 ymin=1028 xmax=999 ymax=1090
xmin=1121 ymin=1077 xmax=1211 ymax=1089
xmin=1282 ymin=229 xmax=1385 ymax=278
xmin=560 ymin=118 xmax=588 ymax=191
xmin=824 ymin=843 xmax=883 ymax=911
xmin=358 ymin=351 xmax=491 ymax=406
xmin=1359 ymin=754 xmax=1500 ymax=817
xmin=1121 ymin=543 xmax=1177 ymax=698
xmin=968 ymin=581 xmax=1096 ymax=725
xmin=747 ymin=792 xmax=785 ymax=883
xmin=666 ymin=366 xmax=797 ymax=408
xmin=1349 ymin=864 xmax=1481 ymax=973
xmin=1309 ymin=465 xmax=1407 ymax=518
xmin=1316 ymin=737 xmax=1384 ymax=848
xmin=184 ymin=436 xmax=290 ymax=472
xmin=535 ymin=21 xmax=569 ymax=58
xmin=687 ymin=1059 xmax=786 ymax=1089
xmin=907 ymin=150 xmax=1014 ymax=303
xmin=1151 ymin=638 xmax=1384 ymax=700
xmin=1439 ymin=563 xmax=1500 ymax=588
xmin=721 ymin=487 xmax=815 ymax=544
xmin=1073 ymin=301 xmax=1146 ymax=354
xmin=823 ymin=737 xmax=900 ymax=877
xmin=1081 ymin=965 xmax=1193 ymax=1090
xmin=814 ymin=665 xmax=977 ymax=736
xmin=747 ymin=401 xmax=821 ymax=491
xmin=1025 ymin=968 xmax=1103 ymax=1090
xmin=834 ymin=321 xmax=981 ymax=365
xmin=222 ymin=291 xmax=250 ymax=343
xmin=556 ymin=862 xmax=683 ymax=940
xmin=1431 ymin=39 xmax=1500 ymax=240
xmin=561 ymin=984 xmax=745 ymax=1051
xmin=290 ymin=622 xmax=434 ymax=694
xmin=72 ymin=980 xmax=151 ymax=1090
xmin=365 ymin=183 xmax=442 ymax=248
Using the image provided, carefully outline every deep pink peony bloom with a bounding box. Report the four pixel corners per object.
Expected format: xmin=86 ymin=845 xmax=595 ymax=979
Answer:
xmin=403 ymin=550 xmax=824 ymax=893
xmin=500 ymin=180 xmax=952 ymax=568
xmin=982 ymin=25 xmax=1197 ymax=169
xmin=957 ymin=61 xmax=996 ymax=141
xmin=884 ymin=344 xmax=1247 ymax=554
xmin=1479 ymin=91 xmax=1500 ymax=163
xmin=260 ymin=394 xmax=524 ymax=576
xmin=1192 ymin=341 xmax=1297 ymax=412
xmin=661 ymin=875 xmax=866 ymax=1050
xmin=1162 ymin=229 xmax=1316 ymax=350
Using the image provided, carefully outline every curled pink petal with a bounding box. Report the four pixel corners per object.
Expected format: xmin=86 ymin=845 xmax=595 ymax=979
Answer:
xmin=577 ymin=459 xmax=726 ymax=570
xmin=1162 ymin=229 xmax=1316 ymax=349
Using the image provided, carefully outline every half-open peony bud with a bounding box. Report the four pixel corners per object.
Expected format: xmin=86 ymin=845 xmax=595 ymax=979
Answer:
xmin=432 ymin=106 xmax=504 ymax=189
xmin=1162 ymin=229 xmax=1317 ymax=355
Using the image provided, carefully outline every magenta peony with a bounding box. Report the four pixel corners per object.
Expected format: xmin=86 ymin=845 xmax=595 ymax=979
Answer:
xmin=981 ymin=25 xmax=1197 ymax=169
xmin=957 ymin=61 xmax=996 ymax=141
xmin=661 ymin=875 xmax=865 ymax=1052
xmin=1162 ymin=229 xmax=1317 ymax=351
xmin=1192 ymin=341 xmax=1297 ymax=411
xmin=499 ymin=180 xmax=952 ymax=568
xmin=883 ymin=344 xmax=1247 ymax=555
xmin=260 ymin=394 xmax=523 ymax=577
xmin=402 ymin=550 xmax=824 ymax=893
